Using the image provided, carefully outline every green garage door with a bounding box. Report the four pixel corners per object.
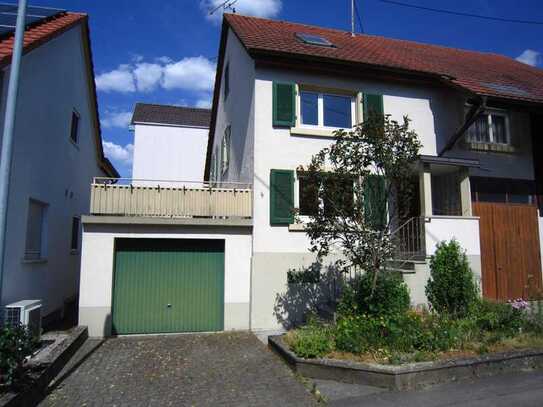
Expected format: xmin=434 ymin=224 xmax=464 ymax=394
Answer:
xmin=112 ymin=238 xmax=224 ymax=334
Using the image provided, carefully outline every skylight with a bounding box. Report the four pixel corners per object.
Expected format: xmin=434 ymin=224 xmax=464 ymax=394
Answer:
xmin=296 ymin=33 xmax=334 ymax=48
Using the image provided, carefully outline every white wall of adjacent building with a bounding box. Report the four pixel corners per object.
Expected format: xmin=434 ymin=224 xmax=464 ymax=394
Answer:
xmin=132 ymin=123 xmax=208 ymax=186
xmin=0 ymin=24 xmax=109 ymax=318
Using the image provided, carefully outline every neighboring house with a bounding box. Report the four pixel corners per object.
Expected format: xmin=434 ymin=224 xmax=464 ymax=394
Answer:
xmin=0 ymin=9 xmax=117 ymax=325
xmin=79 ymin=13 xmax=543 ymax=337
xmin=131 ymin=103 xmax=211 ymax=186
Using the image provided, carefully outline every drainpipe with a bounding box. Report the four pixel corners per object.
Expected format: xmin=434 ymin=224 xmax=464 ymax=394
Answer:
xmin=0 ymin=0 xmax=28 ymax=307
xmin=439 ymin=96 xmax=487 ymax=156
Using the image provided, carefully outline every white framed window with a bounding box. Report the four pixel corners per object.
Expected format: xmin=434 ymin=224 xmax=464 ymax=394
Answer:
xmin=295 ymin=172 xmax=355 ymax=219
xmin=214 ymin=146 xmax=221 ymax=181
xmin=25 ymin=199 xmax=48 ymax=261
xmin=221 ymin=125 xmax=231 ymax=174
xmin=466 ymin=109 xmax=510 ymax=145
xmin=70 ymin=216 xmax=81 ymax=252
xmin=299 ymin=90 xmax=356 ymax=130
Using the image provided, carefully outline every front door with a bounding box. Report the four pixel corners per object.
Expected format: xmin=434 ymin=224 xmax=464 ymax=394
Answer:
xmin=473 ymin=202 xmax=542 ymax=300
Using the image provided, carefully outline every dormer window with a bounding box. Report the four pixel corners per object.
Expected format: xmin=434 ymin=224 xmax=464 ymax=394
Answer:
xmin=295 ymin=33 xmax=334 ymax=48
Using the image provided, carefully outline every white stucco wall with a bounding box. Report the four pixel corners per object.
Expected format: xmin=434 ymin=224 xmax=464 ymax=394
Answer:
xmin=211 ymin=29 xmax=255 ymax=186
xmin=132 ymin=123 xmax=208 ymax=185
xmin=79 ymin=223 xmax=253 ymax=337
xmin=252 ymin=69 xmax=457 ymax=254
xmin=0 ymin=25 xmax=108 ymax=317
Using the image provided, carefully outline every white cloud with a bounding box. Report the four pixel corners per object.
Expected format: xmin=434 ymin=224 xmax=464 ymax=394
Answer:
xmin=133 ymin=63 xmax=163 ymax=92
xmin=101 ymin=111 xmax=133 ymax=129
xmin=516 ymin=49 xmax=541 ymax=67
xmin=162 ymin=56 xmax=216 ymax=91
xmin=95 ymin=65 xmax=136 ymax=93
xmin=195 ymin=97 xmax=212 ymax=109
xmin=103 ymin=141 xmax=134 ymax=166
xmin=202 ymin=0 xmax=282 ymax=22
xmin=95 ymin=57 xmax=215 ymax=94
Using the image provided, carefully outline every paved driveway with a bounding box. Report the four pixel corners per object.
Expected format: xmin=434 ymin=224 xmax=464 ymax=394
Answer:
xmin=40 ymin=332 xmax=317 ymax=406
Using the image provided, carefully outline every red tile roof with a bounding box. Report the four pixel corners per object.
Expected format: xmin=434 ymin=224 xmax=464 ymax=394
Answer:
xmin=0 ymin=12 xmax=86 ymax=67
xmin=225 ymin=13 xmax=543 ymax=105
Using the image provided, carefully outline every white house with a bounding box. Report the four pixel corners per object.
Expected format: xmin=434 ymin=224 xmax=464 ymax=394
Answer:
xmin=131 ymin=103 xmax=210 ymax=186
xmin=79 ymin=13 xmax=543 ymax=337
xmin=0 ymin=10 xmax=117 ymax=326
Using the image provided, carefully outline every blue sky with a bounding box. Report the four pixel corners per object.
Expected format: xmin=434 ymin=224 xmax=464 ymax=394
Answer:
xmin=30 ymin=0 xmax=543 ymax=176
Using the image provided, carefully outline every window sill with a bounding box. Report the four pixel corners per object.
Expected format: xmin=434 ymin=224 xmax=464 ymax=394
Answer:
xmin=465 ymin=141 xmax=515 ymax=153
xmin=288 ymin=223 xmax=306 ymax=232
xmin=290 ymin=127 xmax=339 ymax=138
xmin=22 ymin=258 xmax=48 ymax=264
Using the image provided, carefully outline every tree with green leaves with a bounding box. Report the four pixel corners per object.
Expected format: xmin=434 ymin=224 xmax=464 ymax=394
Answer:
xmin=299 ymin=114 xmax=421 ymax=297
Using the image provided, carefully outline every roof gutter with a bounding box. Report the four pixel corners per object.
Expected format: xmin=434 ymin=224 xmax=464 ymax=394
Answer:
xmin=438 ymin=96 xmax=487 ymax=156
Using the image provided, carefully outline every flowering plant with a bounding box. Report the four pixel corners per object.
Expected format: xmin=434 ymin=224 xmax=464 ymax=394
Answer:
xmin=508 ymin=298 xmax=529 ymax=311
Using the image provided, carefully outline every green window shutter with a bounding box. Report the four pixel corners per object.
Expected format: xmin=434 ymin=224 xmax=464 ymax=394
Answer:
xmin=363 ymin=175 xmax=387 ymax=230
xmin=270 ymin=169 xmax=294 ymax=225
xmin=273 ymin=82 xmax=296 ymax=127
xmin=363 ymin=94 xmax=384 ymax=121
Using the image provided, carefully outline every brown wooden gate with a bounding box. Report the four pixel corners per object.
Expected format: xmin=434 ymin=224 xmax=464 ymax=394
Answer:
xmin=473 ymin=202 xmax=542 ymax=300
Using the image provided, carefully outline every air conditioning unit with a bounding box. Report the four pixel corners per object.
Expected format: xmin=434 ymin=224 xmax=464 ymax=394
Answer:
xmin=4 ymin=300 xmax=42 ymax=340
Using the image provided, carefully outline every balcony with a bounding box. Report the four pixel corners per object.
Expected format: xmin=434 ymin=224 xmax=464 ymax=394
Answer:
xmin=89 ymin=178 xmax=252 ymax=221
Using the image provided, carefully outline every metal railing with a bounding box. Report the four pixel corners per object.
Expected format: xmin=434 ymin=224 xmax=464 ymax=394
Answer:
xmin=390 ymin=216 xmax=426 ymax=260
xmin=90 ymin=178 xmax=252 ymax=219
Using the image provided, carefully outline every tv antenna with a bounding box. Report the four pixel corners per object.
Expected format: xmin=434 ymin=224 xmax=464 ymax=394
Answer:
xmin=209 ymin=0 xmax=238 ymax=16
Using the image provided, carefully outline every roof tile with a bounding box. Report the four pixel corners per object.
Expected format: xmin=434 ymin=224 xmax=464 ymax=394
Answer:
xmin=225 ymin=13 xmax=543 ymax=104
xmin=132 ymin=103 xmax=211 ymax=128
xmin=0 ymin=12 xmax=85 ymax=66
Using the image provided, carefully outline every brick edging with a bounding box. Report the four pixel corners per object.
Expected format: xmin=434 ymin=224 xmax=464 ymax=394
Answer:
xmin=268 ymin=334 xmax=543 ymax=390
xmin=0 ymin=326 xmax=88 ymax=407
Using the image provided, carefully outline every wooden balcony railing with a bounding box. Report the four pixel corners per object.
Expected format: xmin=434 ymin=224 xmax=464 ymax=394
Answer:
xmin=90 ymin=178 xmax=252 ymax=219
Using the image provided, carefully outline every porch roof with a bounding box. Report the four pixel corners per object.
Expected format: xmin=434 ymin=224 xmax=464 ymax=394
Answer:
xmin=419 ymin=155 xmax=480 ymax=168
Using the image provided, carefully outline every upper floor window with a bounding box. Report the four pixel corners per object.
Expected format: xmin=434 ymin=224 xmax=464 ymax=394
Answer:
xmin=224 ymin=63 xmax=230 ymax=100
xmin=466 ymin=110 xmax=510 ymax=145
xmin=25 ymin=199 xmax=48 ymax=260
xmin=300 ymin=91 xmax=354 ymax=129
xmin=70 ymin=110 xmax=80 ymax=144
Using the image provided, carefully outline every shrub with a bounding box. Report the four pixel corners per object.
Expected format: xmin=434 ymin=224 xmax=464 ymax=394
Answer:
xmin=426 ymin=240 xmax=478 ymax=318
xmin=474 ymin=300 xmax=523 ymax=336
xmin=342 ymin=271 xmax=410 ymax=318
xmin=334 ymin=315 xmax=384 ymax=354
xmin=0 ymin=325 xmax=37 ymax=387
xmin=287 ymin=320 xmax=333 ymax=359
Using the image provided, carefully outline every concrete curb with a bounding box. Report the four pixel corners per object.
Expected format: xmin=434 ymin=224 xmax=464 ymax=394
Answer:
xmin=0 ymin=326 xmax=88 ymax=407
xmin=268 ymin=335 xmax=543 ymax=390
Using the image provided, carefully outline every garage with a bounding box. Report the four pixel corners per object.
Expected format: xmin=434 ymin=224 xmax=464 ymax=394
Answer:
xmin=111 ymin=238 xmax=225 ymax=334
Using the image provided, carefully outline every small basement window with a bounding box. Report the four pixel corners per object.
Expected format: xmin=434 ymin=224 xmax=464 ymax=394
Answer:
xmin=296 ymin=33 xmax=334 ymax=47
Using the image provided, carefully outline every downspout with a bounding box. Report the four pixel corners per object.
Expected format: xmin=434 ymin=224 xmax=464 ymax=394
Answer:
xmin=0 ymin=0 xmax=27 ymax=308
xmin=439 ymin=96 xmax=487 ymax=156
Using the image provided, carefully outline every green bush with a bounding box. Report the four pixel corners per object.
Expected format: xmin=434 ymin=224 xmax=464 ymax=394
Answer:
xmin=426 ymin=240 xmax=478 ymax=318
xmin=287 ymin=320 xmax=333 ymax=359
xmin=474 ymin=300 xmax=523 ymax=336
xmin=340 ymin=271 xmax=410 ymax=318
xmin=0 ymin=325 xmax=37 ymax=387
